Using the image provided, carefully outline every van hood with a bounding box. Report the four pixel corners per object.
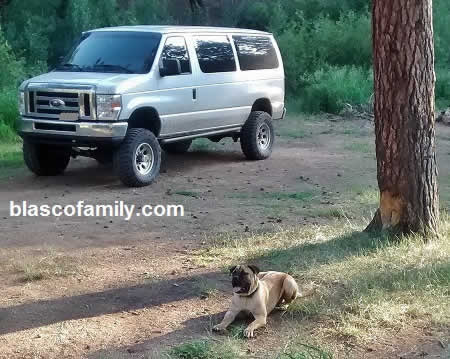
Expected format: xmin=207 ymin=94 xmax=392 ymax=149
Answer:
xmin=20 ymin=71 xmax=150 ymax=94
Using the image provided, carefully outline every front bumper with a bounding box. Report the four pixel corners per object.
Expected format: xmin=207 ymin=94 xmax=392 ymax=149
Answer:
xmin=18 ymin=117 xmax=128 ymax=147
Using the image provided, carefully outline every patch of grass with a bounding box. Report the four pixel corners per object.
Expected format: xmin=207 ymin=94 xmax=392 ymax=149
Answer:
xmin=277 ymin=114 xmax=312 ymax=140
xmin=191 ymin=138 xmax=218 ymax=152
xmin=337 ymin=126 xmax=370 ymax=138
xmin=231 ymin=191 xmax=315 ymax=202
xmin=440 ymin=175 xmax=450 ymax=208
xmin=310 ymin=207 xmax=349 ymax=219
xmin=279 ymin=343 xmax=333 ymax=359
xmin=195 ymin=216 xmax=450 ymax=342
xmin=191 ymin=277 xmax=220 ymax=299
xmin=343 ymin=142 xmax=373 ymax=154
xmin=354 ymin=187 xmax=379 ymax=205
xmin=174 ymin=191 xmax=200 ymax=199
xmin=264 ymin=191 xmax=315 ymax=201
xmin=13 ymin=253 xmax=79 ymax=283
xmin=168 ymin=338 xmax=243 ymax=359
xmin=0 ymin=141 xmax=23 ymax=170
xmin=0 ymin=88 xmax=20 ymax=142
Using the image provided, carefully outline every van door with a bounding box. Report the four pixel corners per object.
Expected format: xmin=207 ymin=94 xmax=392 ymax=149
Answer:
xmin=188 ymin=34 xmax=251 ymax=131
xmin=156 ymin=36 xmax=197 ymax=136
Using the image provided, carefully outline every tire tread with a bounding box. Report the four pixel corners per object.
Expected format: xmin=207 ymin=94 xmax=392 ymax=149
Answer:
xmin=240 ymin=111 xmax=274 ymax=160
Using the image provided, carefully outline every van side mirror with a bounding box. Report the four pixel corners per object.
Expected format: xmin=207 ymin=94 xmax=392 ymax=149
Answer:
xmin=159 ymin=59 xmax=182 ymax=77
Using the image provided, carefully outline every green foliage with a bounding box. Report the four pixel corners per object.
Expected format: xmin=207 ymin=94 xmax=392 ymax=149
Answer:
xmin=170 ymin=340 xmax=211 ymax=359
xmin=278 ymin=12 xmax=372 ymax=94
xmin=169 ymin=339 xmax=241 ymax=359
xmin=0 ymin=26 xmax=25 ymax=88
xmin=0 ymin=0 xmax=449 ymax=133
xmin=0 ymin=142 xmax=23 ymax=172
xmin=0 ymin=89 xmax=19 ymax=141
xmin=300 ymin=66 xmax=373 ymax=113
xmin=0 ymin=27 xmax=23 ymax=141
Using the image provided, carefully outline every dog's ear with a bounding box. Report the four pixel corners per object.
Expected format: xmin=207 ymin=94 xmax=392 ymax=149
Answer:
xmin=247 ymin=265 xmax=260 ymax=274
xmin=229 ymin=266 xmax=237 ymax=275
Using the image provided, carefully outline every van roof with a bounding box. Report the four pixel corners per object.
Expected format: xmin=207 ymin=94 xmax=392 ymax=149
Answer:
xmin=89 ymin=25 xmax=272 ymax=36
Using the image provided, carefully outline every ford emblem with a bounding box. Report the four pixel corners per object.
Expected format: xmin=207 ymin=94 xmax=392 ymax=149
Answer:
xmin=50 ymin=99 xmax=65 ymax=108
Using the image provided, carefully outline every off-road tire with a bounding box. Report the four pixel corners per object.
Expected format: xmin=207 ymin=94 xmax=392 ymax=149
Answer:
xmin=240 ymin=111 xmax=274 ymax=160
xmin=23 ymin=141 xmax=71 ymax=176
xmin=114 ymin=128 xmax=161 ymax=187
xmin=161 ymin=140 xmax=192 ymax=154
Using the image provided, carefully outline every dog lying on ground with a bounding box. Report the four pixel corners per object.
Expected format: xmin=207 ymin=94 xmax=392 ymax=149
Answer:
xmin=213 ymin=264 xmax=304 ymax=338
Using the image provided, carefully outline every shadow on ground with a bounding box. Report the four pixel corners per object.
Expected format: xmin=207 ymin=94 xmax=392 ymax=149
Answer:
xmin=0 ymin=271 xmax=227 ymax=336
xmin=5 ymin=150 xmax=245 ymax=190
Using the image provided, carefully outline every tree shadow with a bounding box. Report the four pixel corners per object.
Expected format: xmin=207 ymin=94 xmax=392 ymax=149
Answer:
xmin=0 ymin=271 xmax=227 ymax=336
xmin=88 ymin=313 xmax=223 ymax=359
xmin=86 ymin=260 xmax=450 ymax=359
xmin=0 ymin=230 xmax=390 ymax=337
xmin=237 ymin=230 xmax=391 ymax=275
xmin=5 ymin=150 xmax=245 ymax=190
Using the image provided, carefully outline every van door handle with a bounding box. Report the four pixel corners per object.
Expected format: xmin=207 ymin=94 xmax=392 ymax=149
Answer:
xmin=192 ymin=88 xmax=197 ymax=101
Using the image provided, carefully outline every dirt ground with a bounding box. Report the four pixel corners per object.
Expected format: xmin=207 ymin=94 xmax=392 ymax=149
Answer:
xmin=0 ymin=116 xmax=449 ymax=358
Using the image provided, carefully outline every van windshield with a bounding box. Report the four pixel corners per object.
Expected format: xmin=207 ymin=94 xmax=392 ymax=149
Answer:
xmin=56 ymin=31 xmax=162 ymax=74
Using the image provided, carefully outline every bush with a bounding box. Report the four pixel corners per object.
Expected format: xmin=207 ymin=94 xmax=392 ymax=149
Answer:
xmin=277 ymin=11 xmax=371 ymax=96
xmin=0 ymin=89 xmax=20 ymax=141
xmin=299 ymin=66 xmax=373 ymax=114
xmin=0 ymin=27 xmax=23 ymax=141
xmin=0 ymin=26 xmax=24 ymax=89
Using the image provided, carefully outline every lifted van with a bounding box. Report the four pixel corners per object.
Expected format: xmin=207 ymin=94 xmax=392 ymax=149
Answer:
xmin=18 ymin=26 xmax=285 ymax=187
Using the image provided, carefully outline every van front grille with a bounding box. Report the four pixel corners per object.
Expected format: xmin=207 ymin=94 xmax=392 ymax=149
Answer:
xmin=26 ymin=86 xmax=94 ymax=121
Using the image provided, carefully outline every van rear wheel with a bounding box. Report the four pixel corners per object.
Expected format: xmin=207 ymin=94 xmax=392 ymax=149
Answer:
xmin=240 ymin=111 xmax=274 ymax=160
xmin=23 ymin=140 xmax=71 ymax=176
xmin=114 ymin=128 xmax=161 ymax=187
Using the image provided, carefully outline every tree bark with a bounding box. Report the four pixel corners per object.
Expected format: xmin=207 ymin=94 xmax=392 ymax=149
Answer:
xmin=367 ymin=0 xmax=439 ymax=235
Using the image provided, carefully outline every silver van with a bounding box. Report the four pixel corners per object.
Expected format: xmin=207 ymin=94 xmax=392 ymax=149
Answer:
xmin=18 ymin=26 xmax=285 ymax=187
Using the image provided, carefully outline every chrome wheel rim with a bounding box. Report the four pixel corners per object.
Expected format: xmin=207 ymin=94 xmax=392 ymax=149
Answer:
xmin=257 ymin=123 xmax=271 ymax=150
xmin=135 ymin=143 xmax=154 ymax=176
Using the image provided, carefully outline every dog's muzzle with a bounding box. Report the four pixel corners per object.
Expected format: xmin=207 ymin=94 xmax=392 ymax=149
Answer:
xmin=233 ymin=286 xmax=249 ymax=294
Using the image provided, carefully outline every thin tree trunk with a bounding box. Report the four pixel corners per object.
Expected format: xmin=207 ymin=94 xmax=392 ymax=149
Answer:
xmin=367 ymin=0 xmax=439 ymax=235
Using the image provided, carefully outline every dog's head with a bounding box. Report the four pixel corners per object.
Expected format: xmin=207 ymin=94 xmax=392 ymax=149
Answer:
xmin=229 ymin=265 xmax=260 ymax=296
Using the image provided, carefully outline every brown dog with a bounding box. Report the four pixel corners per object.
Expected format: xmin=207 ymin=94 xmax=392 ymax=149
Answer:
xmin=213 ymin=265 xmax=300 ymax=338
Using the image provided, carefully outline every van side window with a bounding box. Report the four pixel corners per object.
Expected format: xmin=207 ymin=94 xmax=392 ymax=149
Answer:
xmin=194 ymin=36 xmax=236 ymax=73
xmin=161 ymin=37 xmax=191 ymax=74
xmin=232 ymin=36 xmax=279 ymax=71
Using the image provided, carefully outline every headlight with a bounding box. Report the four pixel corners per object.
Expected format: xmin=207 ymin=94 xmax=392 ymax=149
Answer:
xmin=96 ymin=94 xmax=122 ymax=121
xmin=18 ymin=91 xmax=25 ymax=115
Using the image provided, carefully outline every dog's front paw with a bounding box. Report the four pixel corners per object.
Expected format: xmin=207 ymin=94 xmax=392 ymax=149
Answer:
xmin=243 ymin=327 xmax=255 ymax=338
xmin=213 ymin=324 xmax=226 ymax=333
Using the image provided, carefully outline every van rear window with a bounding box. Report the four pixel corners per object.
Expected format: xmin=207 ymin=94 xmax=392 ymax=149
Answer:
xmin=233 ymin=36 xmax=279 ymax=71
xmin=194 ymin=36 xmax=236 ymax=73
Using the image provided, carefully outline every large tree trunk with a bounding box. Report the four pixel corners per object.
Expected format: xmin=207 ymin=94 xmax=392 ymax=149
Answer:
xmin=367 ymin=0 xmax=439 ymax=235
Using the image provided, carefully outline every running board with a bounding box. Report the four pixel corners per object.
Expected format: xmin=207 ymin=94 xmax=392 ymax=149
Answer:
xmin=160 ymin=126 xmax=242 ymax=144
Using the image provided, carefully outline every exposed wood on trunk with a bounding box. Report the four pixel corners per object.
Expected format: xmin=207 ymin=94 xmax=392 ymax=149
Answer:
xmin=367 ymin=0 xmax=439 ymax=235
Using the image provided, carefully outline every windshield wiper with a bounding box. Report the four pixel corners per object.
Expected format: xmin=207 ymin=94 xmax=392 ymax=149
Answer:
xmin=55 ymin=63 xmax=84 ymax=72
xmin=91 ymin=64 xmax=134 ymax=74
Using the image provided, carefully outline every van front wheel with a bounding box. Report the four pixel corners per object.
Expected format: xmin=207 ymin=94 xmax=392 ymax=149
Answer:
xmin=114 ymin=129 xmax=161 ymax=187
xmin=23 ymin=141 xmax=71 ymax=176
xmin=240 ymin=111 xmax=274 ymax=160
